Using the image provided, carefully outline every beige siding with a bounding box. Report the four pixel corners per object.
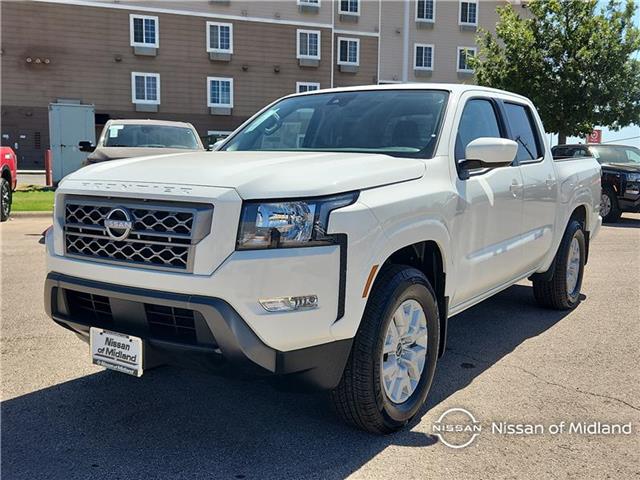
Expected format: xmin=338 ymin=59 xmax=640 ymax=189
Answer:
xmin=379 ymin=0 xmax=405 ymax=81
xmin=333 ymin=33 xmax=378 ymax=86
xmin=380 ymin=0 xmax=516 ymax=83
xmin=334 ymin=0 xmax=381 ymax=34
xmin=117 ymin=0 xmax=333 ymax=26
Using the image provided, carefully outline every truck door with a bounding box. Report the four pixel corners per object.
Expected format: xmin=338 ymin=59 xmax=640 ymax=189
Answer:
xmin=449 ymin=96 xmax=526 ymax=307
xmin=503 ymin=101 xmax=558 ymax=272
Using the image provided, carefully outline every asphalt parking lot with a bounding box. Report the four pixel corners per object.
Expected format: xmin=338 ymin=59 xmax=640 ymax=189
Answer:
xmin=1 ymin=214 xmax=639 ymax=480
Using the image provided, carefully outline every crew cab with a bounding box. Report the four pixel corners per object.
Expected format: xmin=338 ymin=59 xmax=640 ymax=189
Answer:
xmin=1 ymin=146 xmax=17 ymax=221
xmin=552 ymin=143 xmax=640 ymax=222
xmin=45 ymin=85 xmax=601 ymax=433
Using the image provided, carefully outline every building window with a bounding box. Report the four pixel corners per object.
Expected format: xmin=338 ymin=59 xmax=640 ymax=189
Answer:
xmin=459 ymin=0 xmax=477 ymax=26
xmin=416 ymin=0 xmax=435 ymax=22
xmin=296 ymin=82 xmax=320 ymax=93
xmin=414 ymin=44 xmax=434 ymax=70
xmin=130 ymin=14 xmax=159 ymax=48
xmin=206 ymin=22 xmax=233 ymax=53
xmin=297 ymin=0 xmax=320 ymax=5
xmin=337 ymin=37 xmax=359 ymax=65
xmin=207 ymin=77 xmax=233 ymax=108
xmin=131 ymin=72 xmax=160 ymax=104
xmin=297 ymin=29 xmax=321 ymax=59
xmin=457 ymin=47 xmax=476 ymax=72
xmin=339 ymin=0 xmax=360 ymax=15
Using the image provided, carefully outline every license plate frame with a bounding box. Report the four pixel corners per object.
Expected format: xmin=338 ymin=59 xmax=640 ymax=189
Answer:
xmin=90 ymin=327 xmax=143 ymax=377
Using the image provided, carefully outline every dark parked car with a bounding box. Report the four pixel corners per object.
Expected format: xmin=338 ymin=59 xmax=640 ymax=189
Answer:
xmin=552 ymin=144 xmax=640 ymax=223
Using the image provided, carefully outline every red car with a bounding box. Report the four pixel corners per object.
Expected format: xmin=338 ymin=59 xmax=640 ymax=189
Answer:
xmin=1 ymin=147 xmax=17 ymax=221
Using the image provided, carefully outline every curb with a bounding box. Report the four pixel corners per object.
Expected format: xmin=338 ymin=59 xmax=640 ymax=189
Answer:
xmin=10 ymin=211 xmax=53 ymax=219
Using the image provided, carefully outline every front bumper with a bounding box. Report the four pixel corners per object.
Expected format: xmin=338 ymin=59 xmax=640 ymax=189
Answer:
xmin=618 ymin=193 xmax=640 ymax=212
xmin=45 ymin=272 xmax=352 ymax=390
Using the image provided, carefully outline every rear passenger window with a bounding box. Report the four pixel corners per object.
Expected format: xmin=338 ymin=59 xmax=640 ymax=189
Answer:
xmin=504 ymin=103 xmax=542 ymax=162
xmin=455 ymin=99 xmax=502 ymax=161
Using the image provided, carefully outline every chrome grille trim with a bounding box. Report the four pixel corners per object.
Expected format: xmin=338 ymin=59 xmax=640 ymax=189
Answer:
xmin=63 ymin=196 xmax=213 ymax=272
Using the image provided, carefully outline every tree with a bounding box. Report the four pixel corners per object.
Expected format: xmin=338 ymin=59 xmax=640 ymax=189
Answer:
xmin=472 ymin=0 xmax=640 ymax=144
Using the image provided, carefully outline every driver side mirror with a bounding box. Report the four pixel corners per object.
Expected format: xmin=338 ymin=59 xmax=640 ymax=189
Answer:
xmin=459 ymin=137 xmax=518 ymax=178
xmin=78 ymin=141 xmax=96 ymax=153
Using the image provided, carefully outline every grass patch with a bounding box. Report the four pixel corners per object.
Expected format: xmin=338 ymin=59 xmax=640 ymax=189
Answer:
xmin=12 ymin=186 xmax=55 ymax=212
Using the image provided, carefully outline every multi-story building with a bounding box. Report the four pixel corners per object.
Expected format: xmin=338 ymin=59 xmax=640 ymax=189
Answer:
xmin=1 ymin=0 xmax=527 ymax=168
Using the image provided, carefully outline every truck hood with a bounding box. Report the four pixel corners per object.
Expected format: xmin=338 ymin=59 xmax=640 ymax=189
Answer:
xmin=600 ymin=162 xmax=640 ymax=174
xmin=69 ymin=151 xmax=426 ymax=198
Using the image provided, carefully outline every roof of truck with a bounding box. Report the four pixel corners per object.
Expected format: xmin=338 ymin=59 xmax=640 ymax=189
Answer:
xmin=293 ymin=83 xmax=531 ymax=101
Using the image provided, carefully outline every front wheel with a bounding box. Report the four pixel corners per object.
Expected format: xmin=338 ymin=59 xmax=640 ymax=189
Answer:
xmin=330 ymin=265 xmax=440 ymax=434
xmin=533 ymin=220 xmax=586 ymax=310
xmin=600 ymin=187 xmax=621 ymax=223
xmin=0 ymin=178 xmax=11 ymax=222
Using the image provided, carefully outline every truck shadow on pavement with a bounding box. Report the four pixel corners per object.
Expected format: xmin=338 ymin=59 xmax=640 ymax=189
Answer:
xmin=2 ymin=284 xmax=576 ymax=480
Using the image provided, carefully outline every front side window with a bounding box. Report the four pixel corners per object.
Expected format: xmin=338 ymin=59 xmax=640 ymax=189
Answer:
xmin=338 ymin=38 xmax=359 ymax=65
xmin=208 ymin=77 xmax=233 ymax=108
xmin=222 ymin=90 xmax=449 ymax=159
xmin=455 ymin=99 xmax=502 ymax=161
xmin=297 ymin=82 xmax=320 ymax=93
xmin=414 ymin=44 xmax=434 ymax=70
xmin=207 ymin=22 xmax=233 ymax=53
xmin=130 ymin=14 xmax=158 ymax=47
xmin=416 ymin=0 xmax=435 ymax=21
xmin=103 ymin=124 xmax=199 ymax=149
xmin=459 ymin=0 xmax=477 ymax=25
xmin=457 ymin=47 xmax=476 ymax=72
xmin=297 ymin=30 xmax=321 ymax=59
xmin=131 ymin=72 xmax=160 ymax=104
xmin=504 ymin=102 xmax=542 ymax=161
xmin=339 ymin=0 xmax=360 ymax=14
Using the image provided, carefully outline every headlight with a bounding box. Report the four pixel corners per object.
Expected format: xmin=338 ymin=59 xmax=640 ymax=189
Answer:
xmin=236 ymin=192 xmax=358 ymax=250
xmin=626 ymin=173 xmax=640 ymax=182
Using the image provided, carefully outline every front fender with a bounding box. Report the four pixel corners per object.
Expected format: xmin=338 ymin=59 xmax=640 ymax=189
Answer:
xmin=328 ymin=182 xmax=453 ymax=342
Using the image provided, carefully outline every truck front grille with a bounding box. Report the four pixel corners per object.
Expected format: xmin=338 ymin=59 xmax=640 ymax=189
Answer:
xmin=63 ymin=197 xmax=213 ymax=272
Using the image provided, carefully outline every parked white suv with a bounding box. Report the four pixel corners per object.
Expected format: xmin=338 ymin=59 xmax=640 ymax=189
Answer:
xmin=45 ymin=85 xmax=602 ymax=433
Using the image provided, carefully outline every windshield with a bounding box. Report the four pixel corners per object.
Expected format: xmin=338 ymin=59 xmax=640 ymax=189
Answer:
xmin=589 ymin=145 xmax=640 ymax=164
xmin=222 ymin=90 xmax=449 ymax=158
xmin=103 ymin=124 xmax=200 ymax=149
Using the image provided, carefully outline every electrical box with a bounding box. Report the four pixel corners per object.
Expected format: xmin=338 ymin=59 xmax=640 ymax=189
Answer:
xmin=48 ymin=102 xmax=95 ymax=184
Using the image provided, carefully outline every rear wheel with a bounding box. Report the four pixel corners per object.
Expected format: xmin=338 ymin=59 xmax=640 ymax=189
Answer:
xmin=600 ymin=187 xmax=621 ymax=223
xmin=533 ymin=220 xmax=586 ymax=310
xmin=330 ymin=265 xmax=440 ymax=434
xmin=0 ymin=178 xmax=11 ymax=222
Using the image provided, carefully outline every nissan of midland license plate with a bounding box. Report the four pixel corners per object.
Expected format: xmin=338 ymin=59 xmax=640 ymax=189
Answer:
xmin=90 ymin=328 xmax=143 ymax=377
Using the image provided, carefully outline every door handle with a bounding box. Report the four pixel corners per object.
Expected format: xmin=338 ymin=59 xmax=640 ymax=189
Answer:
xmin=509 ymin=182 xmax=523 ymax=198
xmin=545 ymin=178 xmax=556 ymax=188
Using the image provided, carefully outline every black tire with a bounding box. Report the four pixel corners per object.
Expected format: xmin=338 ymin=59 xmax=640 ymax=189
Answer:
xmin=532 ymin=220 xmax=586 ymax=310
xmin=0 ymin=178 xmax=11 ymax=222
xmin=330 ymin=265 xmax=440 ymax=434
xmin=600 ymin=187 xmax=621 ymax=223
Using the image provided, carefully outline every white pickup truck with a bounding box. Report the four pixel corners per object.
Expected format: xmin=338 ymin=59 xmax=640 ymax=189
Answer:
xmin=45 ymin=84 xmax=601 ymax=433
